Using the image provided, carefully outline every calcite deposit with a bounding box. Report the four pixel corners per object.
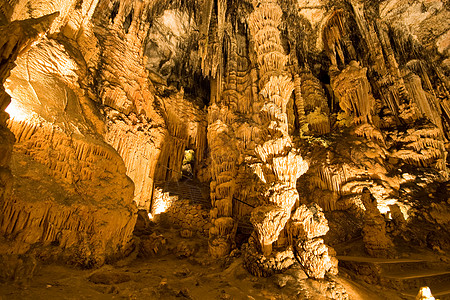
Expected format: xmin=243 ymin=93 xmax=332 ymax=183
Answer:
xmin=289 ymin=203 xmax=338 ymax=279
xmin=361 ymin=187 xmax=394 ymax=257
xmin=1 ymin=0 xmax=450 ymax=298
xmin=0 ymin=13 xmax=137 ymax=267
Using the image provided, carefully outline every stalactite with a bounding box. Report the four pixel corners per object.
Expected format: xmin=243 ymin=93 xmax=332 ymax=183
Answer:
xmin=294 ymin=74 xmax=306 ymax=129
xmin=7 ymin=118 xmax=130 ymax=195
xmin=106 ymin=112 xmax=163 ymax=210
xmin=354 ymin=123 xmax=385 ymax=144
xmin=404 ymin=72 xmax=443 ymax=131
xmin=390 ymin=125 xmax=447 ymax=174
xmin=207 ymin=110 xmax=238 ymax=257
xmin=322 ymin=10 xmax=347 ymax=67
xmin=199 ymin=0 xmax=215 ymax=76
xmin=330 ymin=61 xmax=376 ymax=124
xmin=300 ymin=72 xmax=330 ymax=135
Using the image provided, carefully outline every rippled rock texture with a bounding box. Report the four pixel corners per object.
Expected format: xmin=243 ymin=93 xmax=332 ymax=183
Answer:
xmin=0 ymin=0 xmax=449 ymax=291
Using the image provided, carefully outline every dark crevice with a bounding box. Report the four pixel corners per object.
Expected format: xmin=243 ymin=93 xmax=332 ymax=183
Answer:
xmin=109 ymin=1 xmax=120 ymax=23
xmin=123 ymin=8 xmax=133 ymax=33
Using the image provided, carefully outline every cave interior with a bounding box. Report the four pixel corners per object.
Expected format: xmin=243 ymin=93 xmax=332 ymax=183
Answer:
xmin=0 ymin=0 xmax=450 ymax=299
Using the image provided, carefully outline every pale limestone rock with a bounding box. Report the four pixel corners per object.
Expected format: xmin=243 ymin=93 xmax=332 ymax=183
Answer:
xmin=330 ymin=61 xmax=376 ymax=124
xmin=287 ymin=203 xmax=338 ymax=279
xmin=0 ymin=10 xmax=138 ymax=267
xmin=361 ymin=187 xmax=394 ymax=258
xmin=209 ymin=217 xmax=237 ymax=257
xmin=288 ymin=203 xmax=329 ymax=241
xmin=243 ymin=232 xmax=296 ymax=277
xmin=296 ymin=238 xmax=338 ymax=279
xmin=403 ymin=71 xmax=442 ymax=131
xmin=1 ymin=1 xmax=450 ymax=293
xmin=297 ymin=0 xmax=326 ymax=29
xmin=244 ymin=0 xmax=310 ymax=271
xmin=390 ymin=125 xmax=447 ymax=174
xmin=301 ymin=72 xmax=330 ymax=135
xmin=416 ymin=287 xmax=435 ymax=300
xmin=250 ymin=205 xmax=290 ymax=256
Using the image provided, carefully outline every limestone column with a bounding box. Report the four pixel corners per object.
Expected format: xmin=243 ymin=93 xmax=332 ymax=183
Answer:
xmin=244 ymin=0 xmax=309 ymax=276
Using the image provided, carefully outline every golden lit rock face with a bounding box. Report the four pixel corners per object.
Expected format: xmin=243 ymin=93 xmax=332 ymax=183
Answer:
xmin=0 ymin=0 xmax=450 ymax=286
xmin=3 ymin=149 xmax=136 ymax=266
xmin=0 ymin=9 xmax=137 ymax=266
xmin=330 ymin=61 xmax=376 ymax=124
xmin=0 ymin=14 xmax=59 ymax=260
xmin=91 ymin=0 xmax=168 ymax=210
xmin=361 ymin=187 xmax=394 ymax=257
xmin=250 ymin=205 xmax=290 ymax=256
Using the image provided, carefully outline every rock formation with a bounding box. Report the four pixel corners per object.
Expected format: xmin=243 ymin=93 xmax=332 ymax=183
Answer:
xmin=0 ymin=12 xmax=138 ymax=267
xmin=360 ymin=187 xmax=394 ymax=257
xmin=416 ymin=287 xmax=436 ymax=300
xmin=0 ymin=0 xmax=449 ymax=297
xmin=288 ymin=203 xmax=338 ymax=279
xmin=0 ymin=13 xmax=58 ymax=238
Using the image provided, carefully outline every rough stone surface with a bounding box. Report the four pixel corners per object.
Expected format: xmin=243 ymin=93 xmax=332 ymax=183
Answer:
xmin=0 ymin=1 xmax=450 ymax=297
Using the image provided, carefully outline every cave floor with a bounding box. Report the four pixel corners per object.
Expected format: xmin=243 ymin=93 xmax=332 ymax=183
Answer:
xmin=0 ymin=227 xmax=416 ymax=300
xmin=0 ymin=256 xmax=394 ymax=300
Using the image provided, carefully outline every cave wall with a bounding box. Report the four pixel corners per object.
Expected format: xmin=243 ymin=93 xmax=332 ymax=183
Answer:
xmin=200 ymin=0 xmax=450 ymax=259
xmin=0 ymin=0 xmax=211 ymax=266
xmin=1 ymin=0 xmax=449 ymax=268
xmin=0 ymin=13 xmax=139 ymax=266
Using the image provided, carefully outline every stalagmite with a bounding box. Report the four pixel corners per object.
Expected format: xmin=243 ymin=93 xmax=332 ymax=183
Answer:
xmin=288 ymin=203 xmax=338 ymax=279
xmin=207 ymin=113 xmax=238 ymax=257
xmin=244 ymin=0 xmax=312 ymax=277
xmin=250 ymin=205 xmax=290 ymax=256
xmin=361 ymin=187 xmax=394 ymax=258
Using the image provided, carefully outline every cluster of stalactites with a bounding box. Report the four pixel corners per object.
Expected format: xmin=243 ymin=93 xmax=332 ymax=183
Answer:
xmin=403 ymin=70 xmax=443 ymax=133
xmin=330 ymin=61 xmax=376 ymax=124
xmin=391 ymin=126 xmax=448 ymax=175
xmin=204 ymin=14 xmax=258 ymax=257
xmin=322 ymin=10 xmax=357 ymax=68
xmin=155 ymin=93 xmax=208 ymax=184
xmin=293 ymin=72 xmax=331 ymax=135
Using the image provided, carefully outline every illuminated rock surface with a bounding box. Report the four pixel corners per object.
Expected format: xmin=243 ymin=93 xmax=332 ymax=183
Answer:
xmin=0 ymin=0 xmax=450 ymax=299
